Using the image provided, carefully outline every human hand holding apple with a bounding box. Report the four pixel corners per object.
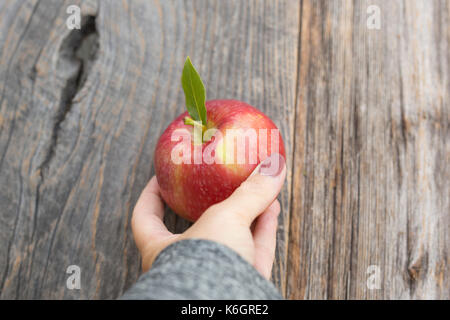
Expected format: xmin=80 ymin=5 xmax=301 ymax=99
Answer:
xmin=131 ymin=58 xmax=286 ymax=277
xmin=132 ymin=153 xmax=286 ymax=278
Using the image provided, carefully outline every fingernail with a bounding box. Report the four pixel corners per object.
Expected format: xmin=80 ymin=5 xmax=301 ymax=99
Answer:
xmin=258 ymin=153 xmax=285 ymax=177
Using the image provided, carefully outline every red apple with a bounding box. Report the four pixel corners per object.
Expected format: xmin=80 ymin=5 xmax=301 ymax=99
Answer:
xmin=154 ymin=99 xmax=285 ymax=221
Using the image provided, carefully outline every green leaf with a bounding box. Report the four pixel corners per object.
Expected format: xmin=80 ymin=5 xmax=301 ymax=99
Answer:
xmin=181 ymin=56 xmax=207 ymax=126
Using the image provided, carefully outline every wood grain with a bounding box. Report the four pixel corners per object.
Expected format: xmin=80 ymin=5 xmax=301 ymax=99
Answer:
xmin=0 ymin=0 xmax=448 ymax=300
xmin=0 ymin=0 xmax=299 ymax=299
xmin=287 ymin=0 xmax=449 ymax=299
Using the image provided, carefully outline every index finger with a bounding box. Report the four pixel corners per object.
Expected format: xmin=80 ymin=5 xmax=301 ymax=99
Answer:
xmin=131 ymin=176 xmax=172 ymax=251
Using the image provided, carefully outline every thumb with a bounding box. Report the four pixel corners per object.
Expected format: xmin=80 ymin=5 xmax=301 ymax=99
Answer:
xmin=211 ymin=153 xmax=286 ymax=226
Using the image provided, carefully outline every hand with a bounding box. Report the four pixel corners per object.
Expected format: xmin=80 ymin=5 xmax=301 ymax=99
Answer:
xmin=131 ymin=153 xmax=286 ymax=279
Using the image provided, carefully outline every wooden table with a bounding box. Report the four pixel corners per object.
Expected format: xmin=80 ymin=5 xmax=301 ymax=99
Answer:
xmin=0 ymin=0 xmax=448 ymax=299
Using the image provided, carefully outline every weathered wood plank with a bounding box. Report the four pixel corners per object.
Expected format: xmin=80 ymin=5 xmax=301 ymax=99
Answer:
xmin=162 ymin=0 xmax=300 ymax=295
xmin=0 ymin=0 xmax=299 ymax=299
xmin=287 ymin=0 xmax=449 ymax=299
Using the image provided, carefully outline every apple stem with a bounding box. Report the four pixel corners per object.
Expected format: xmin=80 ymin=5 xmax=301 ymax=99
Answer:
xmin=184 ymin=116 xmax=206 ymax=131
xmin=184 ymin=116 xmax=207 ymax=144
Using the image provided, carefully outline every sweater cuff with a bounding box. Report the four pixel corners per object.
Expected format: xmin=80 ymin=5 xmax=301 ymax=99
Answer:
xmin=120 ymin=239 xmax=283 ymax=300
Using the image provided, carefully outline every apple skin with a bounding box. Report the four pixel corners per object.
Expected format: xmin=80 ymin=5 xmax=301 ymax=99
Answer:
xmin=154 ymin=99 xmax=285 ymax=222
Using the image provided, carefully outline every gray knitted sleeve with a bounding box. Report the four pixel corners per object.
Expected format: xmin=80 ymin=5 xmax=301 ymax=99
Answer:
xmin=120 ymin=239 xmax=283 ymax=300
